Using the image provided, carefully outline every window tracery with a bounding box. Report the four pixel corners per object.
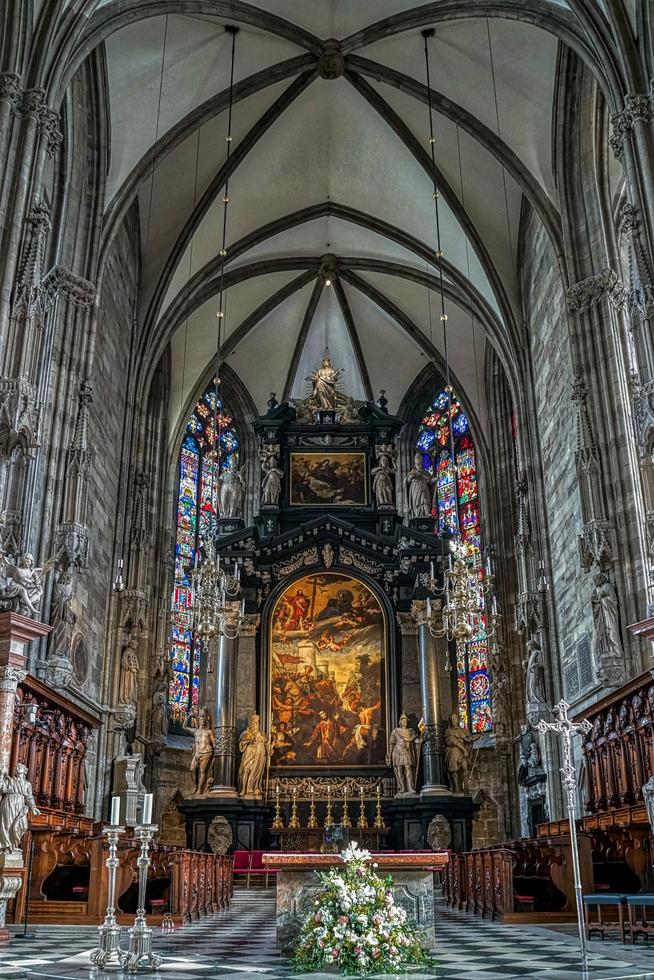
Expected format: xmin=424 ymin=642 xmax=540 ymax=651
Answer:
xmin=416 ymin=390 xmax=492 ymax=732
xmin=168 ymin=385 xmax=239 ymax=723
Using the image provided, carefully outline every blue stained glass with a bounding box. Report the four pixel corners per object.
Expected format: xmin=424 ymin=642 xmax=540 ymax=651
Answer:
xmin=169 ymin=382 xmax=239 ymax=717
xmin=415 ymin=387 xmax=492 ymax=732
xmin=417 ymin=430 xmax=436 ymax=451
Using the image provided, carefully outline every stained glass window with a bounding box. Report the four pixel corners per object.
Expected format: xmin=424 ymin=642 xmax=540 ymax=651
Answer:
xmin=168 ymin=384 xmax=239 ymax=726
xmin=415 ymin=389 xmax=492 ymax=732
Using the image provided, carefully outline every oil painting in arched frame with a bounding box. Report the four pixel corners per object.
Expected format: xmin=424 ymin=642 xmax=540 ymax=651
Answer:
xmin=269 ymin=572 xmax=387 ymax=768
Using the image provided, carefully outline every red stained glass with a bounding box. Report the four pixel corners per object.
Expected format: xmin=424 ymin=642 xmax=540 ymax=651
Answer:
xmin=169 ymin=383 xmax=239 ymax=716
xmin=416 ymin=388 xmax=492 ymax=732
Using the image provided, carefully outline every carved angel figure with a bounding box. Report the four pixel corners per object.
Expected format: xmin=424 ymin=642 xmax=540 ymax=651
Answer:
xmin=0 ymin=552 xmax=52 ymax=616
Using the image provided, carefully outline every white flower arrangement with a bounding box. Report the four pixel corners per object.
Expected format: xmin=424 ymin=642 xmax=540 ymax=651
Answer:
xmin=293 ymin=842 xmax=431 ymax=976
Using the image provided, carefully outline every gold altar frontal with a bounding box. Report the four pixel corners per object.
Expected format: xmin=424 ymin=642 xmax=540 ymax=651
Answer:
xmin=263 ymin=851 xmax=449 ymax=953
xmin=270 ymin=827 xmax=390 ymax=851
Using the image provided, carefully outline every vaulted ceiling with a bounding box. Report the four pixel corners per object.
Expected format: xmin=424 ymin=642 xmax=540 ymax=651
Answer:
xmin=82 ymin=1 xmax=594 ymax=441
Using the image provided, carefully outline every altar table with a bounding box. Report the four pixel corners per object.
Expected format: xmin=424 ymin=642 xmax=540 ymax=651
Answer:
xmin=262 ymin=851 xmax=449 ymax=953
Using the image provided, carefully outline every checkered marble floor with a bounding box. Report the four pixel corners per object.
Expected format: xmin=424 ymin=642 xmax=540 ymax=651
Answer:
xmin=3 ymin=889 xmax=654 ymax=980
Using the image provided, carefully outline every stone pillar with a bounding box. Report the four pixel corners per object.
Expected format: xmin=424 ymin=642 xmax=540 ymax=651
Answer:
xmin=0 ymin=612 xmax=50 ymax=942
xmin=212 ymin=611 xmax=239 ymax=797
xmin=412 ymin=601 xmax=448 ymax=795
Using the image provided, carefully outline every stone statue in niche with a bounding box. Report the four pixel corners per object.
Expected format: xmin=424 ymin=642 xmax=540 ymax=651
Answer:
xmin=306 ymin=354 xmax=343 ymax=411
xmin=523 ymin=636 xmax=547 ymax=709
xmin=183 ymin=706 xmax=215 ymax=796
xmin=591 ymin=567 xmax=624 ymax=670
xmin=386 ymin=712 xmax=421 ymax=796
xmin=404 ymin=452 xmax=432 ymax=520
xmin=0 ymin=764 xmax=40 ymax=853
xmin=150 ymin=691 xmax=168 ymax=744
xmin=516 ymin=724 xmax=546 ymax=788
xmin=118 ymin=634 xmax=140 ymax=705
xmin=218 ymin=464 xmax=246 ymax=518
xmin=50 ymin=566 xmax=75 ymax=647
xmin=260 ymin=453 xmax=283 ymax=508
xmin=444 ymin=712 xmax=478 ymax=794
xmin=372 ymin=445 xmax=396 ymax=509
xmin=238 ymin=713 xmax=270 ymax=801
xmin=0 ymin=552 xmax=52 ymax=616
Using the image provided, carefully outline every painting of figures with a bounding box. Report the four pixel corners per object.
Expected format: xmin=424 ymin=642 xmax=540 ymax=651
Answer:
xmin=270 ymin=572 xmax=386 ymax=767
xmin=289 ymin=452 xmax=367 ymax=506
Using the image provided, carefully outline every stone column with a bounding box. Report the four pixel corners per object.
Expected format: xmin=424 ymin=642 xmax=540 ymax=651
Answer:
xmin=0 ymin=612 xmax=51 ymax=941
xmin=212 ymin=606 xmax=240 ymax=797
xmin=412 ymin=601 xmax=448 ymax=795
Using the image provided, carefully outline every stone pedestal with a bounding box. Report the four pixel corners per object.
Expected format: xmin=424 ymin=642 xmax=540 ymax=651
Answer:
xmin=0 ymin=613 xmax=51 ymax=773
xmin=0 ymin=863 xmax=26 ymax=943
xmin=113 ymin=754 xmax=146 ymax=826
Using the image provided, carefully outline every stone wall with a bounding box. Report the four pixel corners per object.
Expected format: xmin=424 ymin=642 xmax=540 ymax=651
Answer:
xmin=78 ymin=209 xmax=139 ymax=703
xmin=521 ymin=207 xmax=595 ymax=707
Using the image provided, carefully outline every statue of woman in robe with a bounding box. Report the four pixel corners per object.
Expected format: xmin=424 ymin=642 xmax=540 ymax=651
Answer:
xmin=218 ymin=464 xmax=246 ymax=518
xmin=591 ymin=569 xmax=624 ymax=663
xmin=307 ymin=355 xmax=342 ymax=411
xmin=238 ymin=713 xmax=270 ymax=801
xmin=0 ymin=764 xmax=39 ymax=852
xmin=372 ymin=449 xmax=396 ymax=508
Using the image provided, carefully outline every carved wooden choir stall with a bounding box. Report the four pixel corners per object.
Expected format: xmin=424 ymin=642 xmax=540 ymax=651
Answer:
xmin=444 ymin=669 xmax=654 ymax=921
xmin=6 ymin=676 xmax=233 ymax=927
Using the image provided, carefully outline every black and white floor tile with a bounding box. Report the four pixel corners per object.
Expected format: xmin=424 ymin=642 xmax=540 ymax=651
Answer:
xmin=4 ymin=889 xmax=654 ymax=980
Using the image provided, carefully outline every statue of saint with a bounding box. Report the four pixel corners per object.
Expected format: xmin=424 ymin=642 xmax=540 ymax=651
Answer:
xmin=404 ymin=453 xmax=432 ymax=520
xmin=444 ymin=713 xmax=478 ymax=794
xmin=591 ymin=569 xmax=624 ymax=664
xmin=372 ymin=448 xmax=396 ymax=508
xmin=183 ymin=706 xmax=215 ymax=796
xmin=151 ymin=691 xmax=168 ymax=743
xmin=0 ymin=552 xmax=51 ymax=616
xmin=523 ymin=637 xmax=547 ymax=706
xmin=238 ymin=713 xmax=270 ymax=801
xmin=307 ymin=355 xmax=343 ymax=411
xmin=386 ymin=712 xmax=421 ymax=796
xmin=118 ymin=635 xmax=140 ymax=705
xmin=261 ymin=454 xmax=283 ymax=507
xmin=218 ymin=464 xmax=246 ymax=518
xmin=0 ymin=763 xmax=40 ymax=852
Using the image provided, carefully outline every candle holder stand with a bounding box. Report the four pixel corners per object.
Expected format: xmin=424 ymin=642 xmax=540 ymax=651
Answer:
xmin=324 ymin=792 xmax=334 ymax=828
xmin=125 ymin=824 xmax=162 ymax=974
xmin=288 ymin=791 xmax=300 ymax=829
xmin=341 ymin=789 xmax=352 ymax=828
xmin=357 ymin=792 xmax=368 ymax=829
xmin=272 ymin=790 xmax=284 ymax=829
xmin=373 ymin=788 xmax=385 ymax=829
xmin=307 ymin=794 xmax=318 ymax=829
xmin=90 ymin=826 xmax=127 ymax=971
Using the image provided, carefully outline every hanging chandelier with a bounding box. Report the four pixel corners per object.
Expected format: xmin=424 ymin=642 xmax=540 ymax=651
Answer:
xmin=189 ymin=26 xmax=245 ymax=643
xmin=420 ymin=32 xmax=499 ymax=647
xmin=424 ymin=539 xmax=498 ymax=642
xmin=191 ymin=541 xmax=244 ymax=640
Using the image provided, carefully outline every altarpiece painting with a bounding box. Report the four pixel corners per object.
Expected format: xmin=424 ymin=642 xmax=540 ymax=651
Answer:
xmin=270 ymin=572 xmax=386 ymax=767
xmin=289 ymin=452 xmax=367 ymax=506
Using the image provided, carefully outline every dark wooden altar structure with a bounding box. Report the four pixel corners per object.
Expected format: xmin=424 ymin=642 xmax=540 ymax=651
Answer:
xmin=178 ymin=395 xmax=479 ymax=853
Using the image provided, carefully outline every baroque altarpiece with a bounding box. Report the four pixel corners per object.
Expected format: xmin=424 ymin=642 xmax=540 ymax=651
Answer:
xmin=167 ymin=368 xmax=480 ymax=853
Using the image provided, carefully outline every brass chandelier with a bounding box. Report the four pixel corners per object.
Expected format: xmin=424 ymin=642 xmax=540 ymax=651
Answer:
xmin=189 ymin=26 xmax=245 ymax=643
xmin=421 ymin=32 xmax=498 ymax=647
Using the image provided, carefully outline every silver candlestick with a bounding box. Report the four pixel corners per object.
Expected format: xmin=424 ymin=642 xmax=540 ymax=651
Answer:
xmin=538 ymin=700 xmax=592 ymax=969
xmin=125 ymin=824 xmax=162 ymax=973
xmin=90 ymin=825 xmax=127 ymax=971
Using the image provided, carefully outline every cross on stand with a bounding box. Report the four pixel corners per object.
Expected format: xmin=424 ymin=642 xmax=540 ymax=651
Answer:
xmin=537 ymin=699 xmax=592 ymax=969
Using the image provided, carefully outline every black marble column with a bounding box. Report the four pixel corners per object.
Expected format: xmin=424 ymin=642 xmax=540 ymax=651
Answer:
xmin=414 ymin=602 xmax=448 ymax=794
xmin=212 ymin=628 xmax=238 ymax=797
